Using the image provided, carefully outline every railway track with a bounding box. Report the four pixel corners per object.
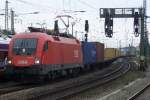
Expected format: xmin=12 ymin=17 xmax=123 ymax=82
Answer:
xmin=44 ymin=62 xmax=131 ymax=100
xmin=0 ymin=81 xmax=39 ymax=95
xmin=0 ymin=81 xmax=23 ymax=89
xmin=0 ymin=61 xmax=130 ymax=100
xmin=127 ymin=81 xmax=150 ymax=100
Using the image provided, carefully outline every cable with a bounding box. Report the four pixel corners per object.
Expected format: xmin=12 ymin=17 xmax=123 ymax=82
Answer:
xmin=12 ymin=0 xmax=57 ymax=11
xmin=78 ymin=0 xmax=97 ymax=10
xmin=13 ymin=0 xmax=33 ymax=6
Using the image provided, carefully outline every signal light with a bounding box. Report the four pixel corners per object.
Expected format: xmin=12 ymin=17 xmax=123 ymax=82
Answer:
xmin=134 ymin=27 xmax=139 ymax=37
xmin=104 ymin=17 xmax=113 ymax=38
xmin=85 ymin=20 xmax=89 ymax=33
xmin=133 ymin=12 xmax=140 ymax=37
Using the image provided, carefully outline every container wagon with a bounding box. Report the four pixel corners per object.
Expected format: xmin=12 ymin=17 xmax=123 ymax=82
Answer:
xmin=82 ymin=42 xmax=104 ymax=65
xmin=95 ymin=42 xmax=104 ymax=61
xmin=104 ymin=48 xmax=121 ymax=60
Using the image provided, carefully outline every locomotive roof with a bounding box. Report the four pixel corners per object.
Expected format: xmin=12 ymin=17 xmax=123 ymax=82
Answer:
xmin=13 ymin=32 xmax=80 ymax=44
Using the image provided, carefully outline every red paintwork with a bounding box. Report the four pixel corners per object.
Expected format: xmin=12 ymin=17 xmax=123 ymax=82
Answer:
xmin=8 ymin=32 xmax=83 ymax=67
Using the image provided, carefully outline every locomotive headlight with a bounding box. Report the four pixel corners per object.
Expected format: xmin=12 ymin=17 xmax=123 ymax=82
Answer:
xmin=8 ymin=60 xmax=12 ymax=64
xmin=35 ymin=60 xmax=40 ymax=64
xmin=35 ymin=58 xmax=40 ymax=64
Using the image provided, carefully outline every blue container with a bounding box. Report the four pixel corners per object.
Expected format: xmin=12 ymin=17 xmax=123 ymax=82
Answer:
xmin=82 ymin=42 xmax=97 ymax=65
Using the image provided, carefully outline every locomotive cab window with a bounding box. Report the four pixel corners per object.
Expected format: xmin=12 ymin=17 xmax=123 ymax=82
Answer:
xmin=43 ymin=41 xmax=48 ymax=51
xmin=13 ymin=38 xmax=37 ymax=55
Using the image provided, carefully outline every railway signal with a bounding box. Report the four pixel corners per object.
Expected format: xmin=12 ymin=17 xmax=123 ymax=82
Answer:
xmin=134 ymin=12 xmax=140 ymax=37
xmin=85 ymin=20 xmax=89 ymax=42
xmin=104 ymin=9 xmax=113 ymax=38
xmin=100 ymin=7 xmax=149 ymax=71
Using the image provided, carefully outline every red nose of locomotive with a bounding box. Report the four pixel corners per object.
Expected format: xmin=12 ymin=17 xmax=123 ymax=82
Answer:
xmin=8 ymin=38 xmax=40 ymax=67
xmin=9 ymin=56 xmax=40 ymax=67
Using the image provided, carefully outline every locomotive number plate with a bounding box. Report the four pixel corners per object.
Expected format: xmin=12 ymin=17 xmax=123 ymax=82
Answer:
xmin=17 ymin=60 xmax=28 ymax=64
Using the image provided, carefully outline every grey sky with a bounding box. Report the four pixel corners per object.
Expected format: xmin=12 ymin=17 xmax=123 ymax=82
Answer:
xmin=0 ymin=0 xmax=149 ymax=47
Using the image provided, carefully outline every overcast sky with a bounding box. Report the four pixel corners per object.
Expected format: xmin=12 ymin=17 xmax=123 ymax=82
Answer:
xmin=0 ymin=0 xmax=149 ymax=48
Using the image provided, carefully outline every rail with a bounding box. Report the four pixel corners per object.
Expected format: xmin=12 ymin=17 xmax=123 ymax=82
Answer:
xmin=0 ymin=62 xmax=130 ymax=100
xmin=127 ymin=81 xmax=150 ymax=100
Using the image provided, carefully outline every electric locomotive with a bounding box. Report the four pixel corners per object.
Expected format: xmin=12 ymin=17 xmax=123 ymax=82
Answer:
xmin=6 ymin=32 xmax=83 ymax=80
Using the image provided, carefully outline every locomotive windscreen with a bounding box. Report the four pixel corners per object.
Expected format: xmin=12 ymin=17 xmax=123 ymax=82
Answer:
xmin=13 ymin=38 xmax=37 ymax=55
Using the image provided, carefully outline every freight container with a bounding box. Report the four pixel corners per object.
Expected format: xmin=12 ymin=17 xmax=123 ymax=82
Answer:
xmin=115 ymin=49 xmax=121 ymax=57
xmin=82 ymin=42 xmax=104 ymax=65
xmin=104 ymin=48 xmax=120 ymax=60
xmin=82 ymin=42 xmax=96 ymax=65
xmin=95 ymin=42 xmax=104 ymax=61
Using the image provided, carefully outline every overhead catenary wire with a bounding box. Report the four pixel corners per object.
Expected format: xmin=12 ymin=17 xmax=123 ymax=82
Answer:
xmin=11 ymin=0 xmax=81 ymax=16
xmin=12 ymin=0 xmax=33 ymax=6
xmin=12 ymin=0 xmax=58 ymax=12
xmin=78 ymin=0 xmax=97 ymax=10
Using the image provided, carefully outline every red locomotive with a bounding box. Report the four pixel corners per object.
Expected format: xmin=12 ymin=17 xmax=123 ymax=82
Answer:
xmin=6 ymin=32 xmax=83 ymax=80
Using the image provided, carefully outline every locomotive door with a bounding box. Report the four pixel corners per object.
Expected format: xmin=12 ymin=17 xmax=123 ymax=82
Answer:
xmin=42 ymin=41 xmax=49 ymax=64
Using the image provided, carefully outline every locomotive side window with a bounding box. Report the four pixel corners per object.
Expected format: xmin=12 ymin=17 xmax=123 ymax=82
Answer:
xmin=43 ymin=41 xmax=48 ymax=51
xmin=13 ymin=38 xmax=37 ymax=55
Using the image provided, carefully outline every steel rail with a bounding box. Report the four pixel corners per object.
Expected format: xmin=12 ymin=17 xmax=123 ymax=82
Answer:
xmin=0 ymin=62 xmax=130 ymax=100
xmin=54 ymin=63 xmax=131 ymax=100
xmin=127 ymin=81 xmax=150 ymax=100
